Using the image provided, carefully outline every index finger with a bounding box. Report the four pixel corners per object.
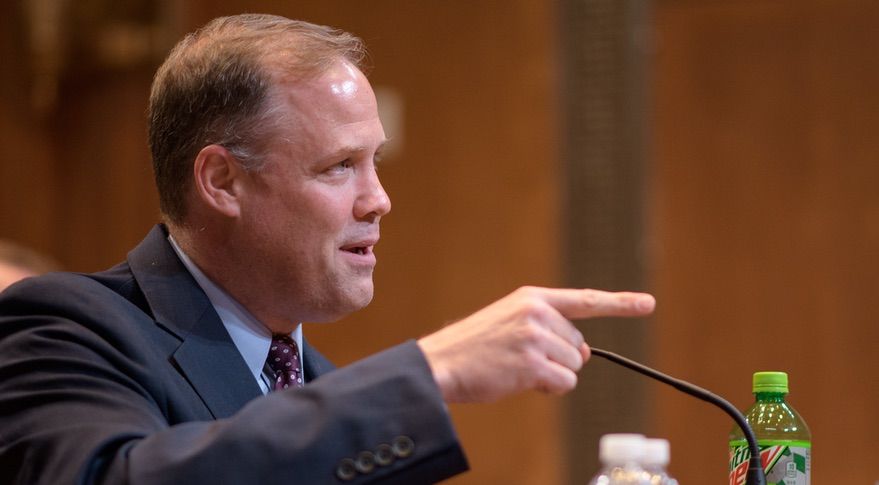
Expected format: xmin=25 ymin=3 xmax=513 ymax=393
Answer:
xmin=539 ymin=288 xmax=655 ymax=320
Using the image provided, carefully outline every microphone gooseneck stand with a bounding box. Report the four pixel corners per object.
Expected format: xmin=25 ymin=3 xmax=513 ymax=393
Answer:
xmin=590 ymin=347 xmax=767 ymax=485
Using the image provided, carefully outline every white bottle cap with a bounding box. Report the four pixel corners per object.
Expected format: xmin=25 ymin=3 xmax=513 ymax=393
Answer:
xmin=598 ymin=433 xmax=646 ymax=464
xmin=642 ymin=438 xmax=670 ymax=466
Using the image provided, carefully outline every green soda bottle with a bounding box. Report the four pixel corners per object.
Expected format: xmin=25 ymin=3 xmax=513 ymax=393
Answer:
xmin=728 ymin=371 xmax=811 ymax=485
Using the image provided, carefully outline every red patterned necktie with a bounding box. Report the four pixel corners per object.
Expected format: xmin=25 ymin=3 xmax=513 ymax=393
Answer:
xmin=267 ymin=334 xmax=304 ymax=390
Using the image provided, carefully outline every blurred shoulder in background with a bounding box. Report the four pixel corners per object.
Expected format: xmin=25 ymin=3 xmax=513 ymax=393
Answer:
xmin=0 ymin=240 xmax=60 ymax=292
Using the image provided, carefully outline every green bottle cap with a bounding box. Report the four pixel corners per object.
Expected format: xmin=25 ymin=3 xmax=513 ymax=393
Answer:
xmin=752 ymin=371 xmax=789 ymax=394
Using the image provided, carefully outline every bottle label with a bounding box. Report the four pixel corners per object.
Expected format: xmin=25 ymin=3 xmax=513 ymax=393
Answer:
xmin=728 ymin=441 xmax=810 ymax=485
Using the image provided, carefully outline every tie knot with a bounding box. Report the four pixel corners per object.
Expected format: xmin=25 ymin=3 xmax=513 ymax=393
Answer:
xmin=272 ymin=334 xmax=295 ymax=348
xmin=267 ymin=334 xmax=303 ymax=390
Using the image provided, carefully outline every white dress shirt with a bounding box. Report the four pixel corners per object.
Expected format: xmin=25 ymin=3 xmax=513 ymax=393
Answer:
xmin=168 ymin=235 xmax=303 ymax=394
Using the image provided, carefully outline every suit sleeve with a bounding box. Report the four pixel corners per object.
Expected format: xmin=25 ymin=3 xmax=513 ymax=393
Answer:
xmin=0 ymin=278 xmax=468 ymax=485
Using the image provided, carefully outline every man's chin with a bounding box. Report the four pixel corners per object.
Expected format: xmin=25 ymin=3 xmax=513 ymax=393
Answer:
xmin=307 ymin=286 xmax=374 ymax=323
xmin=345 ymin=284 xmax=375 ymax=311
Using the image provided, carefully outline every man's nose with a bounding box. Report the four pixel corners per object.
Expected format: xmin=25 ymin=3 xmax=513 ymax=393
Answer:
xmin=354 ymin=170 xmax=391 ymax=220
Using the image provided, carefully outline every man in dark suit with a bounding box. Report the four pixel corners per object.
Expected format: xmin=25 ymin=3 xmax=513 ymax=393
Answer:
xmin=0 ymin=14 xmax=655 ymax=484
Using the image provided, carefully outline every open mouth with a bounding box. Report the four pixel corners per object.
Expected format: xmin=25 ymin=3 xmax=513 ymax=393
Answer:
xmin=341 ymin=244 xmax=372 ymax=256
xmin=340 ymin=237 xmax=377 ymax=258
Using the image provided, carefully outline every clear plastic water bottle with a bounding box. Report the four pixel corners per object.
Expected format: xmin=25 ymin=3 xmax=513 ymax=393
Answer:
xmin=729 ymin=371 xmax=811 ymax=485
xmin=642 ymin=438 xmax=678 ymax=485
xmin=588 ymin=434 xmax=651 ymax=485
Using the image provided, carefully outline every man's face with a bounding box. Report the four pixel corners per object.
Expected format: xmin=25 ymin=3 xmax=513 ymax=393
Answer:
xmin=237 ymin=60 xmax=391 ymax=324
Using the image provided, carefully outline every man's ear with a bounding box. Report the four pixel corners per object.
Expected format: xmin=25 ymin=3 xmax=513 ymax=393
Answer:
xmin=192 ymin=144 xmax=244 ymax=218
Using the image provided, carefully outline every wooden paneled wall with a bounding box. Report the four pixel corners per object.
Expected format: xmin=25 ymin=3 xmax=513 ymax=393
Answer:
xmin=1 ymin=2 xmax=565 ymax=484
xmin=0 ymin=4 xmax=161 ymax=271
xmin=651 ymin=1 xmax=879 ymax=483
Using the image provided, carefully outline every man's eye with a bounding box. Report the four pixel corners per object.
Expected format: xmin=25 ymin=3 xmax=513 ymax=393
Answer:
xmin=328 ymin=160 xmax=353 ymax=173
xmin=371 ymin=152 xmax=385 ymax=171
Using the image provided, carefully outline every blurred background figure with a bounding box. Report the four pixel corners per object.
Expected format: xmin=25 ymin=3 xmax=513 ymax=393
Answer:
xmin=0 ymin=239 xmax=59 ymax=292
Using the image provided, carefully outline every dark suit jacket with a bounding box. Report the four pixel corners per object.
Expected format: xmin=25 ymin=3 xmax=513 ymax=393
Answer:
xmin=0 ymin=225 xmax=467 ymax=484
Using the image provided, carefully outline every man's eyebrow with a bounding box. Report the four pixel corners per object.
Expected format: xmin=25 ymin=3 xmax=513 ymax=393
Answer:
xmin=326 ymin=139 xmax=390 ymax=160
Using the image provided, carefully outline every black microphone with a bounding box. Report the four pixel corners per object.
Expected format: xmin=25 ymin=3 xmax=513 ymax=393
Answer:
xmin=590 ymin=347 xmax=766 ymax=485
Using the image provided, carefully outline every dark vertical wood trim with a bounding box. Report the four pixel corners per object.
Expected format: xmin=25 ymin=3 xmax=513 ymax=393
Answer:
xmin=558 ymin=0 xmax=653 ymax=481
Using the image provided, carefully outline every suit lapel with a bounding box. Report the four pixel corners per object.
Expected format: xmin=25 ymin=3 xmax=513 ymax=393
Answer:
xmin=301 ymin=338 xmax=336 ymax=382
xmin=128 ymin=225 xmax=262 ymax=419
xmin=171 ymin=306 xmax=263 ymax=419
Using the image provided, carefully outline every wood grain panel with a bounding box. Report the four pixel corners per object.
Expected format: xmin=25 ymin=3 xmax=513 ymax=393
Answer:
xmin=0 ymin=4 xmax=58 ymax=259
xmin=651 ymin=1 xmax=879 ymax=482
xmin=52 ymin=70 xmax=159 ymax=271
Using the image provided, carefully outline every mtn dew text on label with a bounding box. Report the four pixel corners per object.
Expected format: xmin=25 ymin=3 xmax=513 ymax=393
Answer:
xmin=728 ymin=442 xmax=810 ymax=485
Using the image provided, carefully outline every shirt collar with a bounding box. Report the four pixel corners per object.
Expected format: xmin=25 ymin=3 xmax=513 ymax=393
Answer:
xmin=167 ymin=235 xmax=302 ymax=385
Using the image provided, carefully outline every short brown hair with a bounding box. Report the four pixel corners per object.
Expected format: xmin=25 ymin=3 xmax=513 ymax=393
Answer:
xmin=148 ymin=14 xmax=367 ymax=223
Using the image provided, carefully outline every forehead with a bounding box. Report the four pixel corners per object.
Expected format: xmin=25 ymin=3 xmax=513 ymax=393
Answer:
xmin=275 ymin=60 xmax=376 ymax=124
xmin=264 ymin=60 xmax=384 ymax=160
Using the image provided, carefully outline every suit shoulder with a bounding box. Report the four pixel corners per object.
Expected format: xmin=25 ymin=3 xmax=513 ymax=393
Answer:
xmin=0 ymin=266 xmax=147 ymax=321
